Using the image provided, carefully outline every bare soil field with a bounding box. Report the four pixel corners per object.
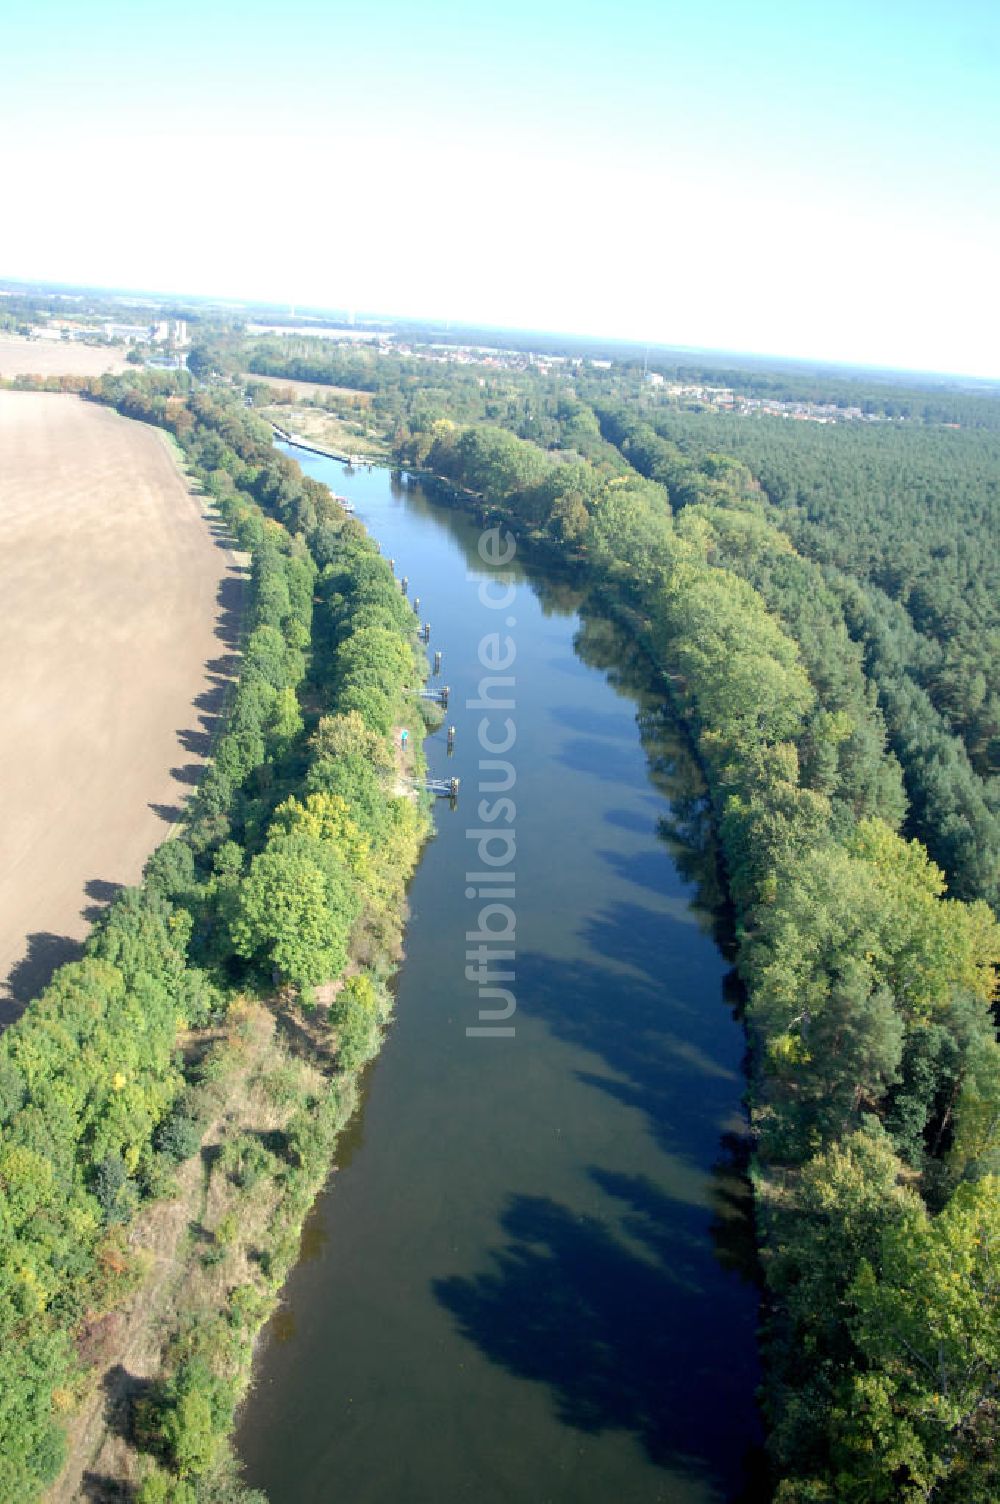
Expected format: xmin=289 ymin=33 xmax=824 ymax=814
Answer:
xmin=0 ymin=334 xmax=130 ymax=379
xmin=0 ymin=392 xmax=244 ymax=1021
xmin=242 ymin=370 xmax=373 ymax=403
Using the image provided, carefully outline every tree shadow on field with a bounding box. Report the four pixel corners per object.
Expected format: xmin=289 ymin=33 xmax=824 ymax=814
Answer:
xmin=171 ymin=566 xmax=246 ymax=768
xmin=82 ymin=876 xmax=123 ymax=924
xmin=100 ymin=1362 xmax=154 ymax=1444
xmin=148 ymin=801 xmax=184 ymax=824
xmin=2 ymin=931 xmax=83 ymax=1020
xmin=169 ymin=761 xmax=205 ymax=787
xmin=214 ymin=564 xmax=245 ymax=653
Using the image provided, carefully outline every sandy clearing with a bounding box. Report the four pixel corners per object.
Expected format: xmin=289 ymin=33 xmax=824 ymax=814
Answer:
xmin=242 ymin=371 xmax=373 ymax=404
xmin=0 ymin=392 xmax=245 ymax=1021
xmin=0 ymin=334 xmax=130 ymax=379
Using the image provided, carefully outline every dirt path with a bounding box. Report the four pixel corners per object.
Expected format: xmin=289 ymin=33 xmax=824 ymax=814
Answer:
xmin=0 ymin=392 xmax=245 ymax=1020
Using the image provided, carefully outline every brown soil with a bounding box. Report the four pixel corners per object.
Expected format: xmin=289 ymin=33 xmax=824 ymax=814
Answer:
xmin=0 ymin=335 xmax=129 ymax=379
xmin=242 ymin=372 xmax=373 ymax=404
xmin=0 ymin=392 xmax=246 ymax=1021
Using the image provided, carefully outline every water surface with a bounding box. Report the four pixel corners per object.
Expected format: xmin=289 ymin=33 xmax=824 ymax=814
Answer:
xmin=237 ymin=458 xmax=762 ymax=1503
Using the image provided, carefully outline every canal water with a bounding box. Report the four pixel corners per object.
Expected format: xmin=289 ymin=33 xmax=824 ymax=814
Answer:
xmin=236 ymin=457 xmax=762 ymax=1503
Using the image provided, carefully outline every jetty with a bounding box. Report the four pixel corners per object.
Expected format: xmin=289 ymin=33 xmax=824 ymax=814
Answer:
xmin=269 ymin=420 xmax=370 ymax=472
xmin=268 ymin=423 xmax=355 ymax=508
xmin=408 ymin=776 xmax=460 ymax=799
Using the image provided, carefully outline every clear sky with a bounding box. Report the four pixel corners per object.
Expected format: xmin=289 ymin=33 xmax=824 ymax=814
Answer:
xmin=3 ymin=0 xmax=999 ymax=376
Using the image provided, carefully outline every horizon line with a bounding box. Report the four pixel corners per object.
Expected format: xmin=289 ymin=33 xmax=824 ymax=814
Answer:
xmin=3 ymin=272 xmax=999 ymax=390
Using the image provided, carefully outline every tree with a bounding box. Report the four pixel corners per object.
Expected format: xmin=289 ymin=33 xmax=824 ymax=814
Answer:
xmin=330 ymin=974 xmax=380 ymax=1070
xmin=230 ymin=835 xmax=358 ymax=990
xmin=838 ymin=1177 xmax=1000 ymax=1502
xmin=271 ymin=793 xmax=372 ymax=879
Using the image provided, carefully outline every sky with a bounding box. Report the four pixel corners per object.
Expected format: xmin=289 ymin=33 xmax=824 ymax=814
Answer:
xmin=3 ymin=0 xmax=999 ymax=377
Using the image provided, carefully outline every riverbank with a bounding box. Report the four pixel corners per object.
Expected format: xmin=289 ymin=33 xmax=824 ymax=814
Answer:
xmin=49 ymin=1001 xmax=357 ymax=1500
xmin=0 ymin=381 xmax=435 ymax=1504
xmin=73 ymin=416 xmax=433 ymax=1499
xmin=234 ymin=454 xmax=762 ymax=1504
xmin=390 ymin=421 xmax=1000 ymax=1502
xmin=49 ymin=903 xmax=423 ymax=1502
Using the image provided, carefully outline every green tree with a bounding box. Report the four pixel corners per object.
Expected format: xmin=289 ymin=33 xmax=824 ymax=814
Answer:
xmin=838 ymin=1177 xmax=1000 ymax=1501
xmin=230 ymin=836 xmax=358 ymax=990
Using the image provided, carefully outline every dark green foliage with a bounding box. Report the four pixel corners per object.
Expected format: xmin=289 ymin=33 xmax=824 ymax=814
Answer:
xmin=329 ymin=975 xmax=381 ymax=1071
xmin=93 ymin=1153 xmax=138 ymax=1225
xmin=144 ymin=840 xmax=198 ymax=902
xmin=155 ymin=1111 xmax=206 ymax=1167
xmin=640 ymin=406 xmax=1000 ymax=906
xmin=145 ymin=1358 xmax=235 ymax=1478
xmin=415 ymin=402 xmax=1000 ymax=1502
xmin=0 ymin=379 xmax=427 ymax=1502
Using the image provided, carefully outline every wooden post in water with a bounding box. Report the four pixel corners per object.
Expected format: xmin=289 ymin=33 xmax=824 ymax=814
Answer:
xmin=423 ymin=622 xmax=431 ymax=643
xmin=433 ymin=650 xmax=442 ymax=674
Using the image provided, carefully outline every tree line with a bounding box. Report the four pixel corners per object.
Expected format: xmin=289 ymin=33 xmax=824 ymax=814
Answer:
xmin=398 ymin=414 xmax=1000 ymax=1502
xmin=0 ymin=378 xmax=430 ymax=1503
xmin=592 ymin=404 xmax=1000 ymax=914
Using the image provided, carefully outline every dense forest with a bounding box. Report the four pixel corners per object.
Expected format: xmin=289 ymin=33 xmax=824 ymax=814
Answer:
xmin=645 ymin=409 xmax=1000 ymax=771
xmin=588 ymin=405 xmax=1000 ymax=912
xmin=262 ymin=329 xmax=998 ymax=916
xmin=11 ymin=332 xmax=996 ymax=1500
xmin=386 ymin=412 xmax=1000 ymax=1501
xmin=0 ymin=376 xmax=432 ymax=1503
xmin=238 ymin=320 xmax=999 ymax=1503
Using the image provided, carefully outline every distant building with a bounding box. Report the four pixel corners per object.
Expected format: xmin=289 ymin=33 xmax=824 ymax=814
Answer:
xmin=149 ymin=319 xmax=189 ymax=347
xmin=104 ymin=322 xmax=152 ymax=344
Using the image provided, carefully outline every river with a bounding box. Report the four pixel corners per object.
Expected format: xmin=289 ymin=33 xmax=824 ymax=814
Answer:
xmin=236 ymin=456 xmax=763 ymax=1503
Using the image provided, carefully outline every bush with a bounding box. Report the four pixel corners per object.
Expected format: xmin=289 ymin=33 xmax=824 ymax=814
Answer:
xmin=330 ymin=974 xmax=380 ymax=1071
xmin=94 ymin=1153 xmax=138 ymax=1226
xmin=156 ymin=1114 xmax=204 ymax=1167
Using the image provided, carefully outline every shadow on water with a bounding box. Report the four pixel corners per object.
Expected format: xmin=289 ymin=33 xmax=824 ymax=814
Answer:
xmin=556 ymin=733 xmax=650 ymax=784
xmin=235 ymin=463 xmax=764 ymax=1501
xmin=430 ymin=595 xmax=766 ymax=1495
xmin=512 ymin=935 xmax=740 ymax=1188
xmin=434 ymin=1176 xmax=766 ymax=1499
xmin=580 ymin=609 xmax=737 ymax=953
